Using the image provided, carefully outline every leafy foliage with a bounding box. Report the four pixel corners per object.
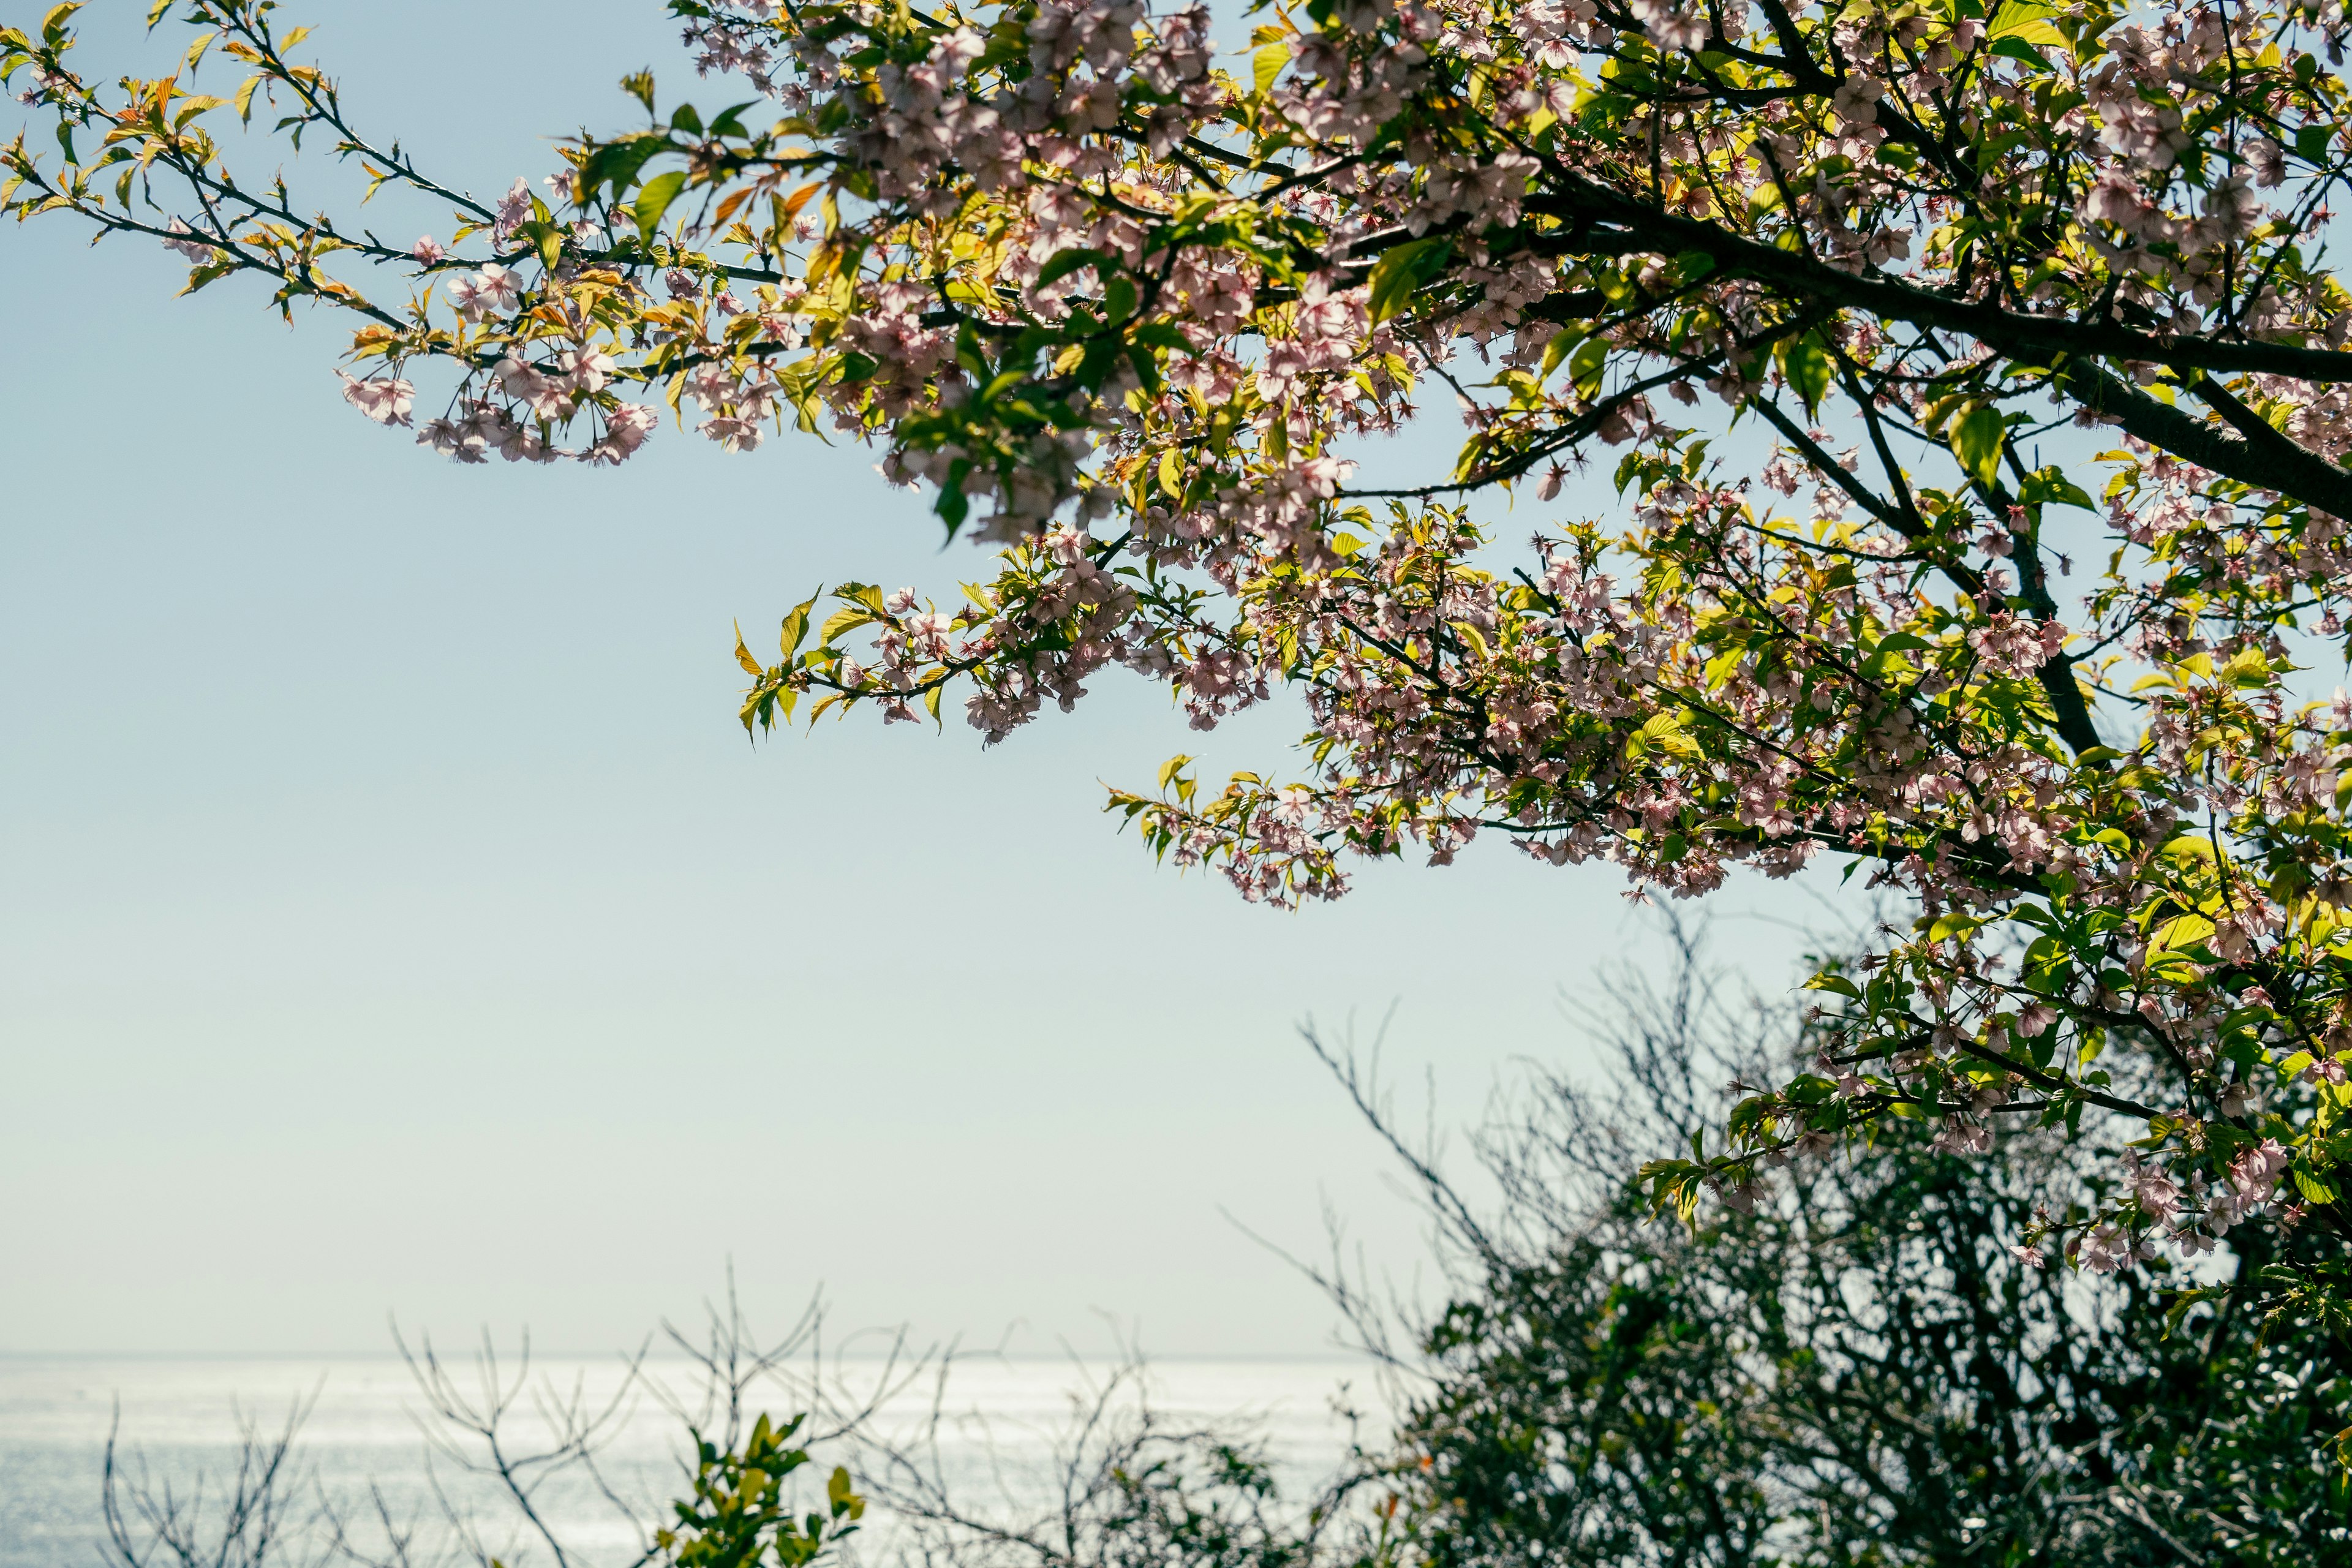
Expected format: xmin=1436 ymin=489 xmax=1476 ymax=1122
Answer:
xmin=658 ymin=1414 xmax=864 ymax=1568
xmin=1357 ymin=935 xmax=2352 ymax=1562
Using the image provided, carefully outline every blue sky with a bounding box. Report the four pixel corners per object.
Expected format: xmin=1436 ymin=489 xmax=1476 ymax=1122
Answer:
xmin=0 ymin=0 xmax=1821 ymax=1355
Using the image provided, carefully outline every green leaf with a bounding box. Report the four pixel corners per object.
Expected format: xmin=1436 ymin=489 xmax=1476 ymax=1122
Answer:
xmin=1253 ymin=40 xmax=1289 ymax=95
xmin=1540 ymin=327 xmax=1585 ymax=379
xmin=1774 ymin=334 xmax=1832 ymax=413
xmin=1366 ymin=238 xmax=1451 ymax=323
xmin=1126 ymin=343 xmax=1161 ymax=396
xmin=2149 ymin=912 xmax=2216 ymax=954
xmin=2019 ymin=466 xmax=2095 ymax=510
xmin=779 ymin=589 xmax=821 ymax=661
xmin=1868 ymin=630 xmax=1934 ymax=659
xmin=1567 ymin=335 xmax=1609 ymax=402
xmin=1929 ymin=911 xmax=1984 ymax=943
xmin=1035 ymin=247 xmax=1110 ymax=288
xmin=1624 ymin=710 xmax=1699 ymax=763
xmin=1986 ymin=34 xmax=2051 ymax=66
xmin=2162 ymin=1286 xmax=2219 ymax=1336
xmin=580 ymin=135 xmax=666 ymax=204
xmin=633 ymin=170 xmax=688 ymax=241
xmin=1986 ymin=1 xmax=2068 ymax=48
xmin=820 ymin=606 xmax=874 ymax=645
xmin=1129 ymin=321 xmax=1194 ymax=355
xmin=1951 ymin=404 xmax=2006 ymax=487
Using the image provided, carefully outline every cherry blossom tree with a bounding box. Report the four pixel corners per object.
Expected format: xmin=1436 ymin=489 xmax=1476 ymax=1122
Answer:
xmin=13 ymin=0 xmax=2352 ymax=1306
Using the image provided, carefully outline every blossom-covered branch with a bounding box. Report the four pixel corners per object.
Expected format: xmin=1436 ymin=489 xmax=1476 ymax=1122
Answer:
xmin=15 ymin=0 xmax=2352 ymax=1305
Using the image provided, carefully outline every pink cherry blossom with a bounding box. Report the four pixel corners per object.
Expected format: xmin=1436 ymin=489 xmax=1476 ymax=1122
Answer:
xmin=336 ymin=371 xmax=414 ymax=427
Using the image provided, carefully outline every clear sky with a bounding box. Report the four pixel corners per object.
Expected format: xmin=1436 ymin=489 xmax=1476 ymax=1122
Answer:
xmin=0 ymin=0 xmax=1823 ymax=1356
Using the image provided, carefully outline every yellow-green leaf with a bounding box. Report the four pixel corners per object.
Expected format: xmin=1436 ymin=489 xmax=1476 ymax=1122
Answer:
xmin=1253 ymin=41 xmax=1288 ymax=96
xmin=779 ymin=589 xmax=820 ymax=661
xmin=1951 ymin=404 xmax=2006 ymax=487
xmin=1774 ymin=334 xmax=1833 ymax=413
xmin=1987 ymin=1 xmax=2068 ymax=48
xmin=633 ymin=169 xmax=688 ymax=241
xmin=733 ymin=622 xmax=764 ymax=677
xmin=1366 ymin=237 xmax=1450 ymax=323
xmin=2150 ymin=912 xmax=2217 ymax=954
xmin=820 ymin=606 xmax=873 ymax=645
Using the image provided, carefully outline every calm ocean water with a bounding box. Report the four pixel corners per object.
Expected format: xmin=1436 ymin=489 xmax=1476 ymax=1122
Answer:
xmin=1 ymin=1355 xmax=1376 ymax=1567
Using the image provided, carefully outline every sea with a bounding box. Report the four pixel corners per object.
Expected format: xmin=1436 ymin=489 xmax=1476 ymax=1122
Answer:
xmin=0 ymin=1355 xmax=1381 ymax=1567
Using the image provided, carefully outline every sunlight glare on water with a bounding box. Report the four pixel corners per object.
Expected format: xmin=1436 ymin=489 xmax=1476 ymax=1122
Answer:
xmin=0 ymin=1354 xmax=1382 ymax=1567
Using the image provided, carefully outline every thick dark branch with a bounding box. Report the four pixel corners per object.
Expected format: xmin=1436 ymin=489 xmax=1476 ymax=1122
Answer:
xmin=1522 ymin=178 xmax=2352 ymax=386
xmin=2059 ymin=356 xmax=2352 ymax=518
xmin=2187 ymin=372 xmax=2338 ymax=493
